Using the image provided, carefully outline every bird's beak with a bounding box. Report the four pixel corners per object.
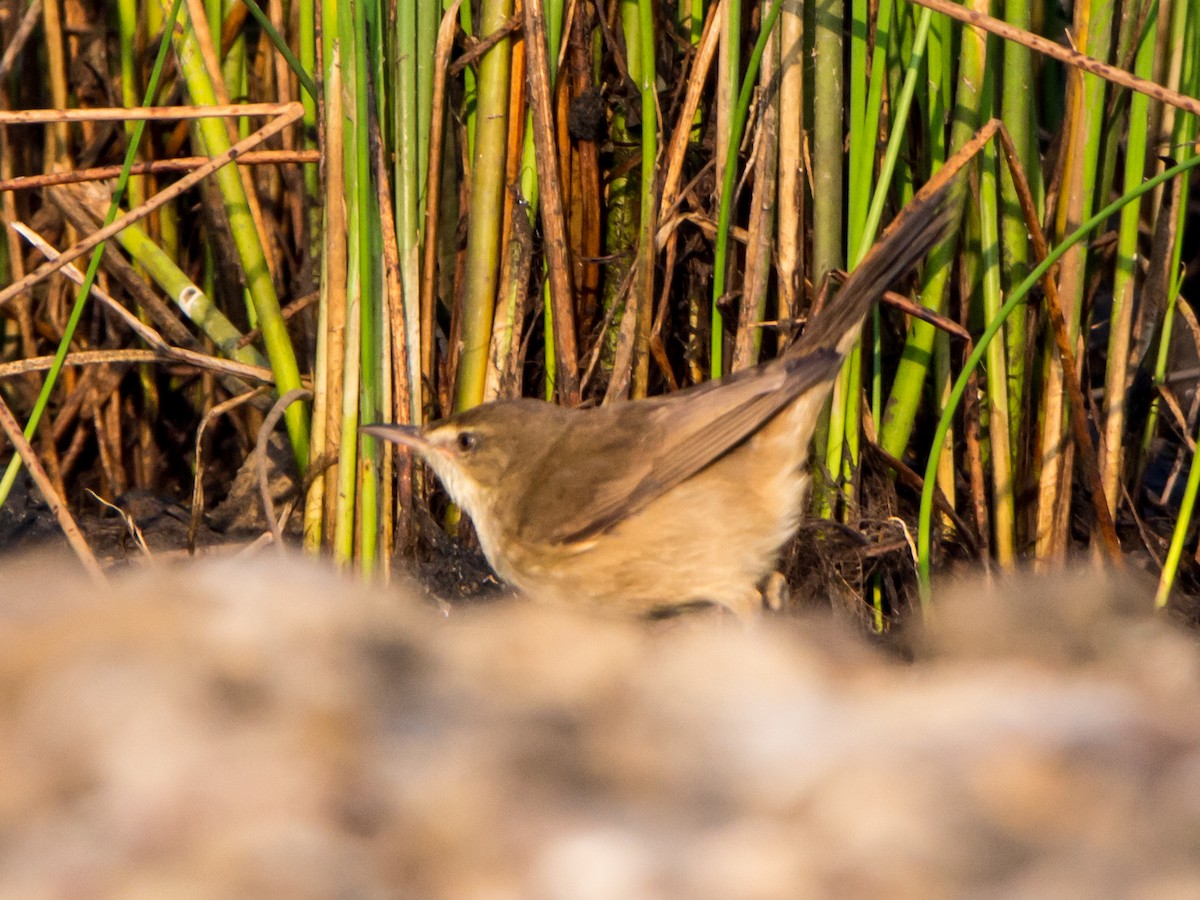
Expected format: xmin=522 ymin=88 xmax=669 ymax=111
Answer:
xmin=360 ymin=423 xmax=431 ymax=454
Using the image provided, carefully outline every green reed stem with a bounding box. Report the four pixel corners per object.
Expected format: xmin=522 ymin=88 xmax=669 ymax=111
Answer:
xmin=918 ymin=155 xmax=1200 ymax=607
xmin=0 ymin=0 xmax=185 ymax=511
xmin=711 ymin=0 xmax=781 ymax=377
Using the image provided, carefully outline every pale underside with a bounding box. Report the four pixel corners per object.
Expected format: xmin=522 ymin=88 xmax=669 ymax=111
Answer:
xmin=466 ymin=391 xmax=829 ymax=618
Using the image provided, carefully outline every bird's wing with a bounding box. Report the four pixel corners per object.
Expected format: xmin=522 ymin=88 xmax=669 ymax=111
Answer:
xmin=516 ymin=348 xmax=842 ymax=546
xmin=517 ymin=179 xmax=959 ymax=547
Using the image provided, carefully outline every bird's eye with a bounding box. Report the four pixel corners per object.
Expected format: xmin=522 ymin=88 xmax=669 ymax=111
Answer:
xmin=456 ymin=431 xmax=477 ymax=452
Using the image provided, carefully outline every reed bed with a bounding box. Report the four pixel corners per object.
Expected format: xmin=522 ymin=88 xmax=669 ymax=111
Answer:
xmin=0 ymin=0 xmax=1196 ymax=622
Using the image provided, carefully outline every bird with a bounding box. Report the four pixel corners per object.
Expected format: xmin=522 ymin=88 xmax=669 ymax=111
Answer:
xmin=364 ymin=183 xmax=958 ymax=619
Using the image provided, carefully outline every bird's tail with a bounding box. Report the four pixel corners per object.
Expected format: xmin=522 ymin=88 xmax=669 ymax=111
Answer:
xmin=788 ymin=179 xmax=961 ymax=359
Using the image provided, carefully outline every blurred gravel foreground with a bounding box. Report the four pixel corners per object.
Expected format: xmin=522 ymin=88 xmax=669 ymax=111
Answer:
xmin=2 ymin=556 xmax=1199 ymax=899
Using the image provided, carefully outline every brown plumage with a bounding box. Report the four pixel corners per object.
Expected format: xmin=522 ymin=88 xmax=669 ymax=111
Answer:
xmin=366 ymin=182 xmax=959 ymax=618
